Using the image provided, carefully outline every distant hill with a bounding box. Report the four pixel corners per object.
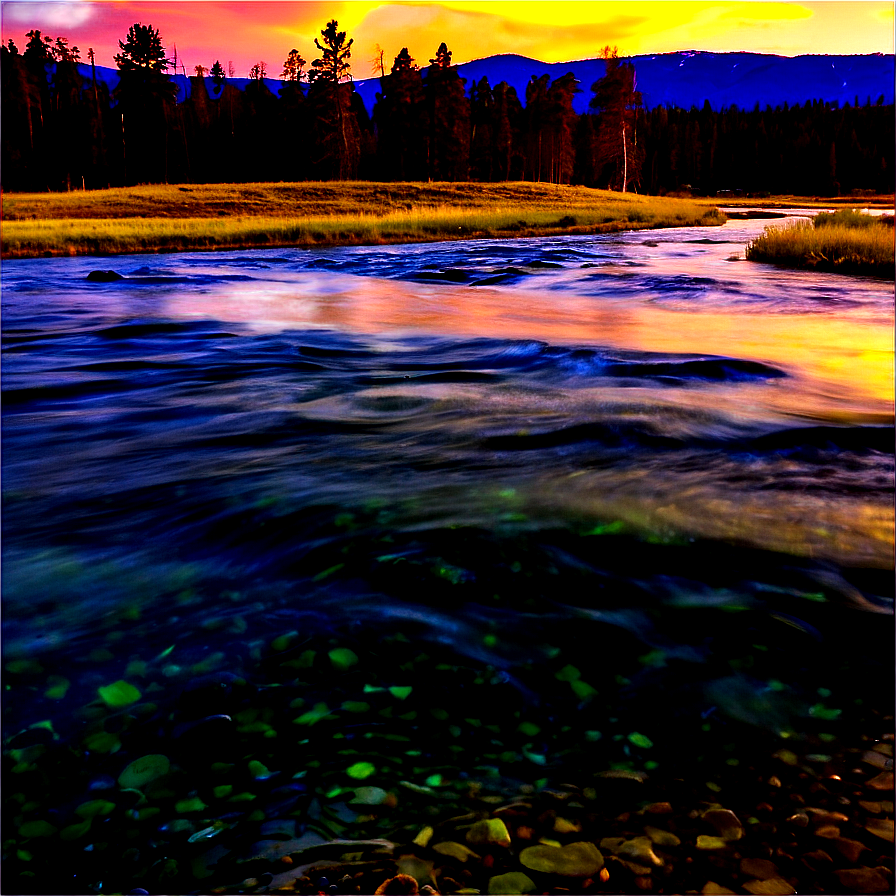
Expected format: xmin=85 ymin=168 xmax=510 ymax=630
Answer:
xmin=82 ymin=50 xmax=894 ymax=115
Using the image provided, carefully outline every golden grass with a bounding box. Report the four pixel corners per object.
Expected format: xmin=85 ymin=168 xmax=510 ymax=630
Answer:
xmin=746 ymin=213 xmax=895 ymax=278
xmin=695 ymin=194 xmax=894 ymax=210
xmin=1 ymin=182 xmax=724 ymax=258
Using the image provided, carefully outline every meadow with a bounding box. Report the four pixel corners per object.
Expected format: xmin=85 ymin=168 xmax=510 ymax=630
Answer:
xmin=1 ymin=182 xmax=725 ymax=258
xmin=746 ymin=207 xmax=895 ymax=278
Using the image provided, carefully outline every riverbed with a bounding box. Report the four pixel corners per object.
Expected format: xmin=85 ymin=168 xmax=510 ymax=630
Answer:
xmin=2 ymin=212 xmax=893 ymax=894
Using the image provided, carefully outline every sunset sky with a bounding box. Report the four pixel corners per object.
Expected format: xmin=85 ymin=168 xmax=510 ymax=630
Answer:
xmin=2 ymin=1 xmax=893 ymax=78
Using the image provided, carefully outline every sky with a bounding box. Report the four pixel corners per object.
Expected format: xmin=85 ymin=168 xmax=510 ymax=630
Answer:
xmin=1 ymin=1 xmax=893 ymax=78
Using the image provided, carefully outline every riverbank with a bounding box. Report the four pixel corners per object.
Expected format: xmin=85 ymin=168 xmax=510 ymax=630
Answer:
xmin=1 ymin=182 xmax=725 ymax=259
xmin=746 ymin=209 xmax=895 ymax=278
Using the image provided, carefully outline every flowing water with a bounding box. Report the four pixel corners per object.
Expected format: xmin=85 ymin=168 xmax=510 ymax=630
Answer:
xmin=2 ymin=213 xmax=893 ymax=892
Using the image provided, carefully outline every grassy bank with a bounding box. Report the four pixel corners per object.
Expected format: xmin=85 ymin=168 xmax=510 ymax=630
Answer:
xmin=1 ymin=182 xmax=724 ymax=258
xmin=696 ymin=193 xmax=894 ymax=209
xmin=746 ymin=208 xmax=895 ymax=278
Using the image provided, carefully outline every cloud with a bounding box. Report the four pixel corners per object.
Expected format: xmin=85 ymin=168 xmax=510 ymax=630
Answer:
xmin=354 ymin=4 xmax=657 ymax=65
xmin=718 ymin=2 xmax=813 ymax=22
xmin=3 ymin=2 xmax=96 ymax=34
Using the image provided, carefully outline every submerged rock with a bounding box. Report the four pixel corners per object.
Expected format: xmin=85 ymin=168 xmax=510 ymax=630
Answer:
xmin=834 ymin=867 xmax=890 ymax=894
xmin=519 ymin=841 xmax=604 ymax=876
xmin=86 ymin=270 xmax=124 ymax=282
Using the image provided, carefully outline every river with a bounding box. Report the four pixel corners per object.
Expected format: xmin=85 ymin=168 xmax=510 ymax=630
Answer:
xmin=2 ymin=212 xmax=893 ymax=894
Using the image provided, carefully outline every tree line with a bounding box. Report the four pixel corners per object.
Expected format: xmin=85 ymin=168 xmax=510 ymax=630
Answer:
xmin=2 ymin=21 xmax=892 ymax=195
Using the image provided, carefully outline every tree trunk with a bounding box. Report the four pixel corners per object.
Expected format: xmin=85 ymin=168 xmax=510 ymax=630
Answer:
xmin=622 ymin=124 xmax=627 ymax=192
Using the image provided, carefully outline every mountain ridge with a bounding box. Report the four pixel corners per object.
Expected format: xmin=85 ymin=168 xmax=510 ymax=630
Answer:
xmin=79 ymin=50 xmax=894 ymax=116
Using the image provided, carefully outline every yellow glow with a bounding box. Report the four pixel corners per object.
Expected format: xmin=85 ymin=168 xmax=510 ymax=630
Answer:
xmin=431 ymin=1 xmax=812 ymax=27
xmin=2 ymin=1 xmax=892 ymax=75
xmin=347 ymin=1 xmax=894 ymax=65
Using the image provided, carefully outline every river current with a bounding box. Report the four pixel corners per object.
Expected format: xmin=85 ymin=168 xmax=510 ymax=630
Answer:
xmin=1 ymin=212 xmax=893 ymax=892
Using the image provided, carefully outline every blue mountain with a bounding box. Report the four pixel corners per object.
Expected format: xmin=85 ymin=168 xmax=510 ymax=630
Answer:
xmin=81 ymin=50 xmax=894 ymax=116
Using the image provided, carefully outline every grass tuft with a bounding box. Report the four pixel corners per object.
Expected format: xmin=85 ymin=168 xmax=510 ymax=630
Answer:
xmin=746 ymin=209 xmax=895 ymax=278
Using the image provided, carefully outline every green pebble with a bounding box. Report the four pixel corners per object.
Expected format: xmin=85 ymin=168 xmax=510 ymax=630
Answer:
xmin=134 ymin=807 xmax=160 ymax=821
xmin=293 ymin=702 xmax=332 ymax=725
xmin=488 ymin=871 xmax=537 ymax=894
xmin=118 ymin=754 xmax=170 ymax=789
xmin=75 ymin=800 xmax=115 ymax=819
xmin=60 ymin=820 xmax=91 ymax=841
xmin=97 ymin=680 xmax=141 ymax=708
xmin=555 ymin=665 xmax=580 ymax=682
xmin=628 ymin=732 xmax=653 ymax=749
xmin=346 ymin=762 xmax=376 ymax=780
xmin=271 ymin=632 xmax=298 ymax=652
xmin=248 ymin=760 xmax=271 ymax=779
xmin=329 ymin=647 xmax=359 ymax=670
xmin=571 ymin=680 xmax=597 ymax=699
xmin=389 ymin=686 xmax=412 ymax=700
xmin=18 ymin=820 xmax=57 ymax=838
xmin=174 ymin=797 xmax=208 ymax=813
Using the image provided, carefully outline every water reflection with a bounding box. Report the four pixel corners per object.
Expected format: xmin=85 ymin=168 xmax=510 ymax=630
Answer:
xmin=2 ymin=213 xmax=892 ymax=718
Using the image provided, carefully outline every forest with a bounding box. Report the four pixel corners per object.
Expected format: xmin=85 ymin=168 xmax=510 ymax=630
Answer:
xmin=2 ymin=20 xmax=893 ymax=196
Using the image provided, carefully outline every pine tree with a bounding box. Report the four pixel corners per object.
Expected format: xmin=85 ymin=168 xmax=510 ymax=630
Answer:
xmin=469 ymin=76 xmax=495 ymax=181
xmin=307 ymin=20 xmax=360 ymax=179
xmin=308 ymin=20 xmax=353 ymax=84
xmin=491 ymin=81 xmax=524 ymax=181
xmin=524 ymin=74 xmax=550 ymax=181
xmin=590 ymin=47 xmax=642 ymax=191
xmin=423 ymin=42 xmax=469 ymax=180
xmin=373 ymin=48 xmax=427 ymax=180
xmin=546 ymin=73 xmax=578 ymax=184
xmin=281 ymin=49 xmax=306 ymax=82
xmin=114 ymin=23 xmax=176 ymax=183
xmin=210 ymin=60 xmax=225 ymax=95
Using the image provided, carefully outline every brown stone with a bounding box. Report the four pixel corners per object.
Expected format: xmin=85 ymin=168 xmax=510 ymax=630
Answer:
xmin=865 ymin=818 xmax=895 ymax=841
xmin=696 ymin=836 xmax=728 ymax=851
xmin=702 ymin=808 xmax=743 ymax=841
xmin=863 ymin=751 xmax=894 ymax=770
xmin=767 ymin=776 xmax=782 ymax=788
xmin=832 ymin=837 xmax=869 ymax=862
xmin=743 ymin=880 xmax=796 ymax=896
xmin=871 ymin=742 xmax=894 ymax=757
xmin=619 ymin=837 xmax=663 ymax=868
xmin=859 ymin=800 xmax=882 ymax=813
xmin=800 ymin=849 xmax=833 ymax=871
xmin=806 ymin=807 xmax=848 ymax=825
xmin=813 ymin=824 xmax=841 ymax=839
xmin=739 ymin=858 xmax=780 ymax=879
xmin=866 ymin=771 xmax=894 ymax=791
xmin=645 ymin=801 xmax=673 ymax=814
xmin=634 ymin=876 xmax=653 ymax=890
xmin=599 ymin=837 xmax=626 ymax=853
xmin=834 ymin=868 xmax=890 ymax=894
xmin=785 ymin=811 xmax=808 ymax=827
xmin=644 ymin=826 xmax=680 ymax=848
xmin=701 ymin=883 xmax=736 ymax=895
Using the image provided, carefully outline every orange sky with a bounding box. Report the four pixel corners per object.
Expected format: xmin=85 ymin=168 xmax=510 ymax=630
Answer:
xmin=1 ymin=1 xmax=892 ymax=77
